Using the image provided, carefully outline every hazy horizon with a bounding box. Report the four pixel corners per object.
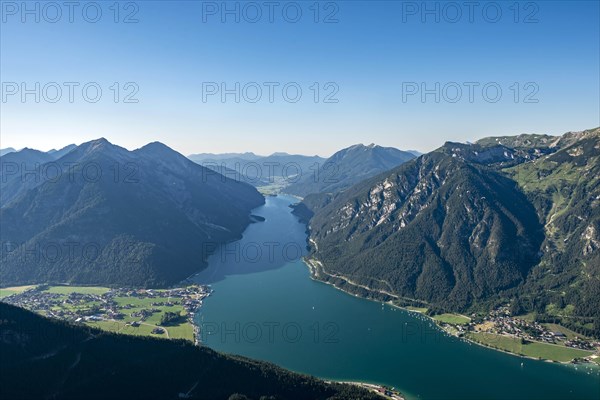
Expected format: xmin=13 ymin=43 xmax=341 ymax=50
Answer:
xmin=2 ymin=125 xmax=597 ymax=159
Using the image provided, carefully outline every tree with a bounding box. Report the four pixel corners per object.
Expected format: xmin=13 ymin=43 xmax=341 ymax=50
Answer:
xmin=160 ymin=311 xmax=181 ymax=326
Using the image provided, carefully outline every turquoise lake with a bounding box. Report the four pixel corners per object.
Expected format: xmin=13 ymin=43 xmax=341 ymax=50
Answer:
xmin=194 ymin=195 xmax=600 ymax=400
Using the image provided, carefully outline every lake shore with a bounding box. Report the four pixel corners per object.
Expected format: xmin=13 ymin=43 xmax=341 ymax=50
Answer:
xmin=303 ymin=257 xmax=599 ymax=367
xmin=329 ymin=381 xmax=404 ymax=399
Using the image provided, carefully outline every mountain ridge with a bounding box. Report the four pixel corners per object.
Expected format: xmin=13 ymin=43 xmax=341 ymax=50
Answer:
xmin=296 ymin=128 xmax=600 ymax=337
xmin=0 ymin=138 xmax=265 ymax=288
xmin=284 ymin=143 xmax=416 ymax=197
xmin=188 ymin=152 xmax=326 ymax=187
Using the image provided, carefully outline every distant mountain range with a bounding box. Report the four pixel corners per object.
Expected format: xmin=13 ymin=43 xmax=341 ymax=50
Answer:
xmin=284 ymin=144 xmax=416 ymax=197
xmin=0 ymin=144 xmax=75 ymax=162
xmin=188 ymin=152 xmax=262 ymax=161
xmin=296 ymin=128 xmax=600 ymax=338
xmin=0 ymin=302 xmax=378 ymax=400
xmin=47 ymin=144 xmax=77 ymax=159
xmin=0 ymin=139 xmax=265 ymax=288
xmin=0 ymin=147 xmax=16 ymax=156
xmin=0 ymin=144 xmax=79 ymax=205
xmin=188 ymin=152 xmax=326 ymax=187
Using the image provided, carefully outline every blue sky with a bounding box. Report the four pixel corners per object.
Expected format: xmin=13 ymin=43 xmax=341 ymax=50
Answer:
xmin=1 ymin=0 xmax=599 ymax=156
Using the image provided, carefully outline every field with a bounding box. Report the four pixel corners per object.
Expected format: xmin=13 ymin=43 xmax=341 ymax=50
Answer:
xmin=0 ymin=285 xmax=36 ymax=299
xmin=466 ymin=332 xmax=595 ymax=362
xmin=86 ymin=319 xmax=194 ymax=340
xmin=44 ymin=286 xmax=110 ymax=296
xmin=257 ymin=176 xmax=290 ymax=196
xmin=433 ymin=313 xmax=471 ymax=325
xmin=87 ymin=320 xmax=158 ymax=337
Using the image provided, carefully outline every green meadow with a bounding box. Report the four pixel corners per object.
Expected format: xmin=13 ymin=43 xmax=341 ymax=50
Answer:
xmin=433 ymin=313 xmax=471 ymax=325
xmin=0 ymin=285 xmax=36 ymax=299
xmin=466 ymin=332 xmax=594 ymax=362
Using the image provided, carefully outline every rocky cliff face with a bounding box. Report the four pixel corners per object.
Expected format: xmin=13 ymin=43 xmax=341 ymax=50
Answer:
xmin=306 ymin=147 xmax=543 ymax=309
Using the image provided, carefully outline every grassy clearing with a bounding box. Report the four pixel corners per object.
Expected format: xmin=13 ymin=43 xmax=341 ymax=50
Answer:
xmin=86 ymin=319 xmax=193 ymax=341
xmin=517 ymin=312 xmax=537 ymax=322
xmin=508 ymin=159 xmax=581 ymax=193
xmin=87 ymin=321 xmax=158 ymax=337
xmin=467 ymin=332 xmax=594 ymax=362
xmin=0 ymin=285 xmax=37 ymax=298
xmin=44 ymin=286 xmax=110 ymax=295
xmin=113 ymin=295 xmax=179 ymax=308
xmin=258 ymin=186 xmax=280 ymax=196
xmin=433 ymin=313 xmax=471 ymax=325
xmin=257 ymin=177 xmax=289 ymax=196
xmin=0 ymin=289 xmax=18 ymax=299
xmin=166 ymin=323 xmax=195 ymax=340
xmin=258 ymin=185 xmax=287 ymax=196
xmin=86 ymin=320 xmax=126 ymax=333
xmin=522 ymin=342 xmax=594 ymax=362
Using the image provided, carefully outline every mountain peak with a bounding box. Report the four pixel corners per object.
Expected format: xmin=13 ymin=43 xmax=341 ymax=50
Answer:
xmin=343 ymin=143 xmax=369 ymax=153
xmin=18 ymin=147 xmax=45 ymax=154
xmin=81 ymin=137 xmax=112 ymax=150
xmin=140 ymin=141 xmax=171 ymax=152
xmin=69 ymin=138 xmax=131 ymax=161
xmin=347 ymin=143 xmax=381 ymax=151
xmin=136 ymin=141 xmax=187 ymax=161
xmin=285 ymin=143 xmax=416 ymax=197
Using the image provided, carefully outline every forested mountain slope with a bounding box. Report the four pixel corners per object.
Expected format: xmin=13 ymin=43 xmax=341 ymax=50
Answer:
xmin=0 ymin=139 xmax=265 ymax=288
